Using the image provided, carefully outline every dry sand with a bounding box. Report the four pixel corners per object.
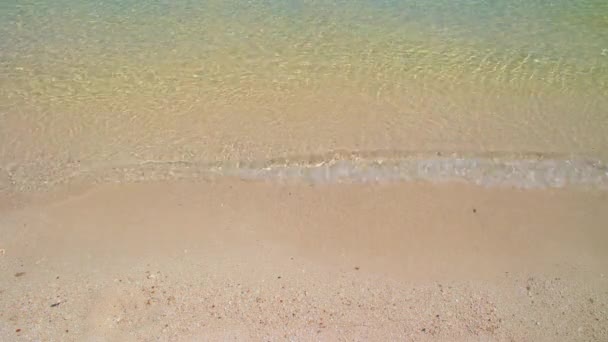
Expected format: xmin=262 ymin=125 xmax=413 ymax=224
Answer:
xmin=1 ymin=180 xmax=607 ymax=341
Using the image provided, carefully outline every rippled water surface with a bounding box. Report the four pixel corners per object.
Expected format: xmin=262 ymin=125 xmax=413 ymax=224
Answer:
xmin=1 ymin=0 xmax=607 ymax=190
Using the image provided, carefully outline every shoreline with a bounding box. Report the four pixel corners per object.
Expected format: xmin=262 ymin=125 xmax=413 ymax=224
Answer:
xmin=2 ymin=150 xmax=608 ymax=197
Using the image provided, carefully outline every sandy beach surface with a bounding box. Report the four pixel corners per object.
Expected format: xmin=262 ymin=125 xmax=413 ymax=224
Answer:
xmin=2 ymin=1 xmax=608 ymax=341
xmin=1 ymin=180 xmax=607 ymax=341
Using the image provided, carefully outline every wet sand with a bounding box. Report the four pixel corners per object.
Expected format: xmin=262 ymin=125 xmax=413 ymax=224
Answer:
xmin=1 ymin=180 xmax=607 ymax=341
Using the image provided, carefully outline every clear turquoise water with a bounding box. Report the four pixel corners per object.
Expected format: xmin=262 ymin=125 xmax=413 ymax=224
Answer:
xmin=1 ymin=0 xmax=607 ymax=190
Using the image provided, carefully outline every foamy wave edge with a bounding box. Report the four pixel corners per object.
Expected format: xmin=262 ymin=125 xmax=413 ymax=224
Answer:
xmin=25 ymin=151 xmax=608 ymax=190
xmin=2 ymin=151 xmax=608 ymax=192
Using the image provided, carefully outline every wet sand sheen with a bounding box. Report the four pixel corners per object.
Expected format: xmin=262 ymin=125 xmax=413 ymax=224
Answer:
xmin=1 ymin=180 xmax=607 ymax=340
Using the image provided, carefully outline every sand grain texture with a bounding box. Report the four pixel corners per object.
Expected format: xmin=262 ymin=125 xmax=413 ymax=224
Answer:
xmin=1 ymin=180 xmax=607 ymax=341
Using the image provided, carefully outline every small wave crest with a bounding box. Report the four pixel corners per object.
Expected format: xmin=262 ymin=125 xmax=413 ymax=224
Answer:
xmin=3 ymin=151 xmax=608 ymax=192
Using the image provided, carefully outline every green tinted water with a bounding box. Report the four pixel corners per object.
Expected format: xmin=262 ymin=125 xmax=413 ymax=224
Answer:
xmin=1 ymin=0 xmax=607 ymax=189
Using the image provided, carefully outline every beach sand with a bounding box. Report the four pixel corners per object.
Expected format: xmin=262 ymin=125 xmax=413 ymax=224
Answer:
xmin=1 ymin=180 xmax=607 ymax=341
xmin=2 ymin=1 xmax=608 ymax=340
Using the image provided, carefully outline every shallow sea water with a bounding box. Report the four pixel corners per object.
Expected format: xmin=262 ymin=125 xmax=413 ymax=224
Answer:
xmin=1 ymin=0 xmax=607 ymax=190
